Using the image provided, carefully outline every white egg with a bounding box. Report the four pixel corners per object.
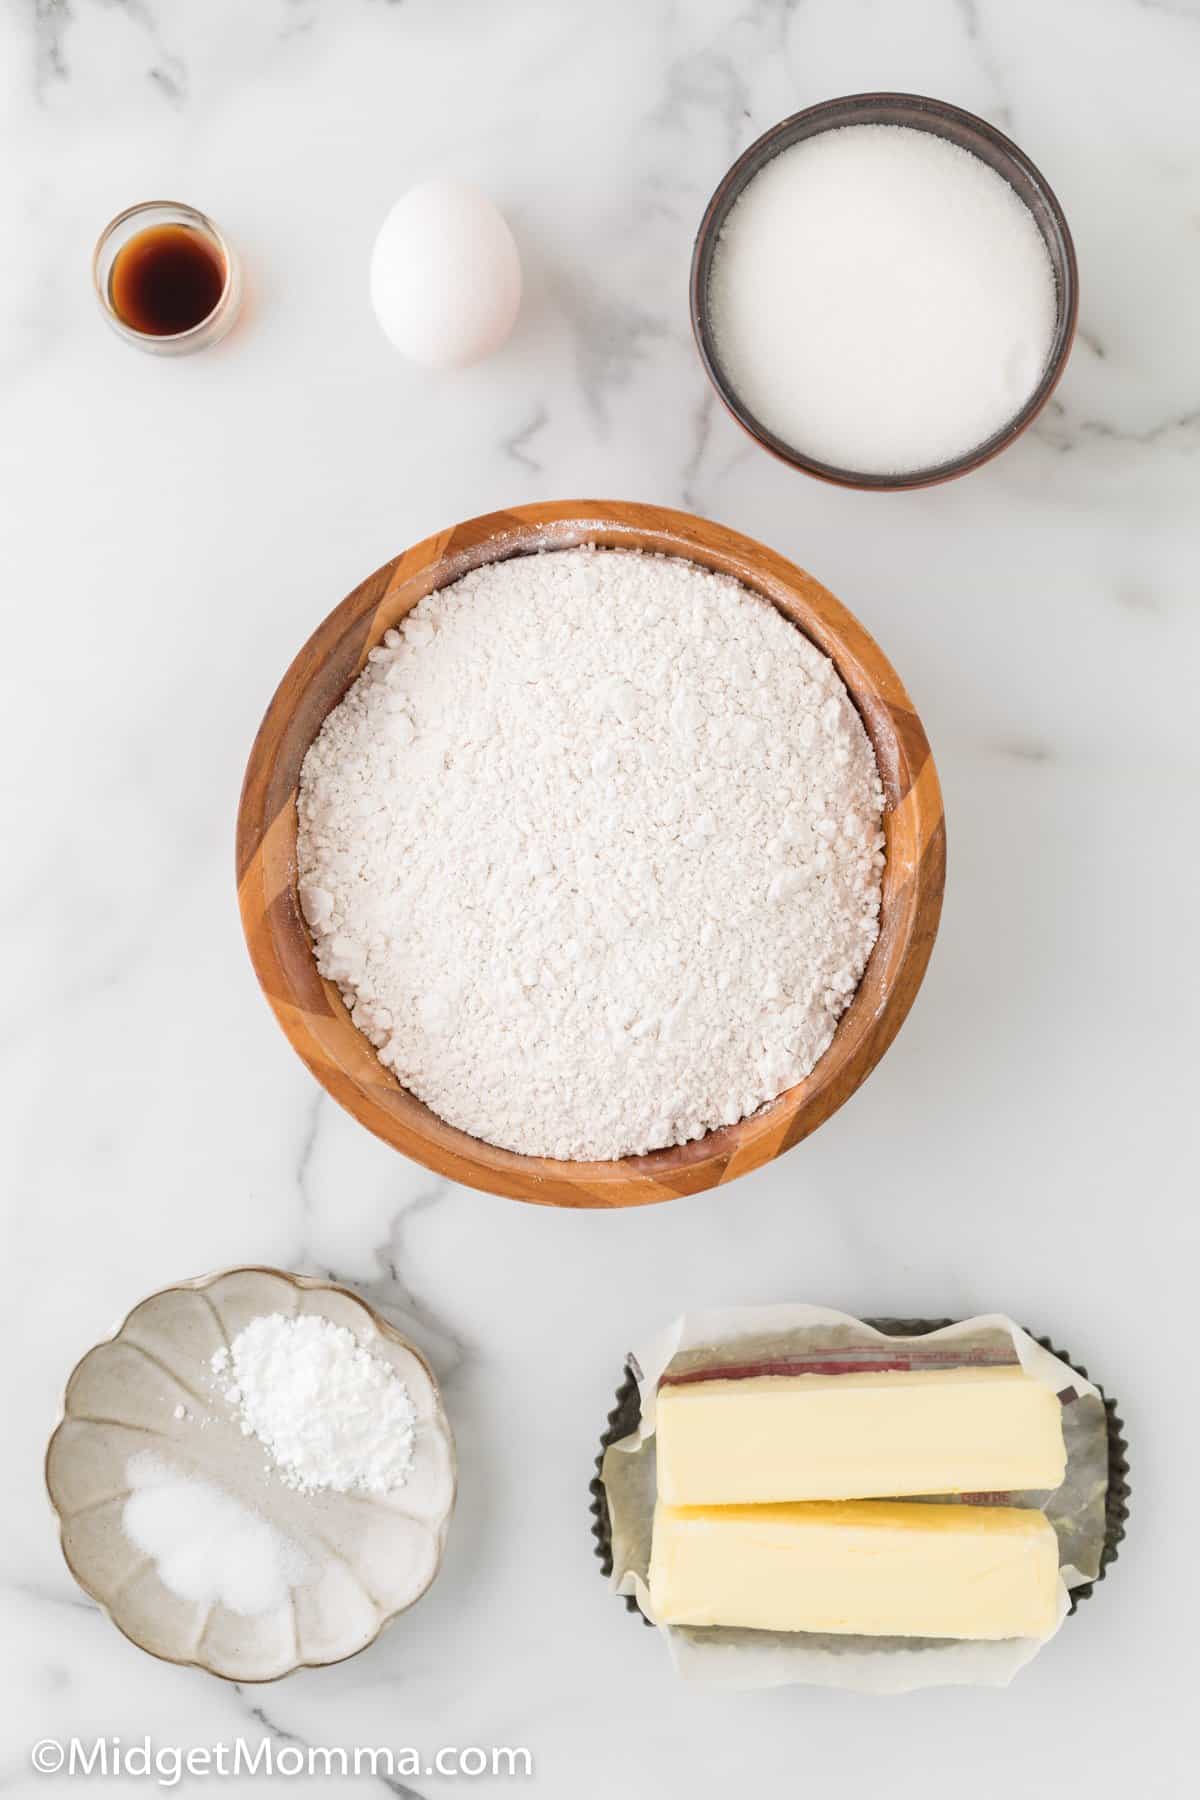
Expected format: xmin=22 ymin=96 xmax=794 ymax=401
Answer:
xmin=369 ymin=178 xmax=522 ymax=369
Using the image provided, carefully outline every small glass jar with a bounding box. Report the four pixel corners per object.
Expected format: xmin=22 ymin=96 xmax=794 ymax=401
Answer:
xmin=92 ymin=200 xmax=242 ymax=356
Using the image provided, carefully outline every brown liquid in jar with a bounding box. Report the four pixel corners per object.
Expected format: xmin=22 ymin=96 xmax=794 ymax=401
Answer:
xmin=108 ymin=223 xmax=227 ymax=336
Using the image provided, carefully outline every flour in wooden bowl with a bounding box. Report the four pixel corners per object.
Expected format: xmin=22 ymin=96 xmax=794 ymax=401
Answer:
xmin=296 ymin=548 xmax=884 ymax=1161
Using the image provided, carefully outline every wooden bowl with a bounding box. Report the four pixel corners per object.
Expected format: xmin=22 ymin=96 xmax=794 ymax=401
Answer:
xmin=237 ymin=501 xmax=945 ymax=1207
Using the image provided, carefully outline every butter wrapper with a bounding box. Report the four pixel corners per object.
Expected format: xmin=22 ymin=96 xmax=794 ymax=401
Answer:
xmin=599 ymin=1306 xmax=1112 ymax=1693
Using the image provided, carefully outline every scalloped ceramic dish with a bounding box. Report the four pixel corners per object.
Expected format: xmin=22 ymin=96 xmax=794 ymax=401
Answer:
xmin=44 ymin=1268 xmax=456 ymax=1682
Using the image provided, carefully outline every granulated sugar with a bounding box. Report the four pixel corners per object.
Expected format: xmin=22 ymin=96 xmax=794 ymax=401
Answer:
xmin=708 ymin=124 xmax=1057 ymax=475
xmin=122 ymin=1452 xmax=314 ymax=1616
xmin=297 ymin=548 xmax=884 ymax=1161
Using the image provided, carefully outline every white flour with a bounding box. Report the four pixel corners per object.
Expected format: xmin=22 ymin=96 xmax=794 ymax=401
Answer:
xmin=212 ymin=1314 xmax=416 ymax=1494
xmin=298 ymin=548 xmax=884 ymax=1161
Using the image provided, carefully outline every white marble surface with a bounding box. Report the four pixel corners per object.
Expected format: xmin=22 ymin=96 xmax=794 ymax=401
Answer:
xmin=2 ymin=0 xmax=1198 ymax=1793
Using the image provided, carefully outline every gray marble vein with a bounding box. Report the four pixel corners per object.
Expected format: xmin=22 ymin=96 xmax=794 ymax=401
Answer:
xmin=553 ymin=271 xmax=668 ymax=428
xmin=292 ymin=1089 xmax=325 ymax=1227
xmin=5 ymin=1579 xmax=97 ymax=1614
xmin=651 ymin=47 xmax=753 ymax=163
xmin=31 ymin=0 xmax=189 ymax=102
xmin=953 ymin=0 xmax=1014 ymax=127
xmin=500 ymin=405 xmax=548 ymax=475
xmin=232 ymin=1692 xmax=426 ymax=1800
xmin=991 ymin=739 xmax=1056 ymax=765
xmin=315 ymin=1184 xmax=471 ymax=1384
xmin=1036 ymin=398 xmax=1200 ymax=452
xmin=680 ymin=385 xmax=717 ymax=511
xmin=30 ymin=0 xmax=69 ymax=95
xmin=1133 ymin=0 xmax=1200 ymax=17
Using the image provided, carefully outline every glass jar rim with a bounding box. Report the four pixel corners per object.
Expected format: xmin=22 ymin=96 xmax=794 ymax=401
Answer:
xmin=92 ymin=200 xmax=238 ymax=345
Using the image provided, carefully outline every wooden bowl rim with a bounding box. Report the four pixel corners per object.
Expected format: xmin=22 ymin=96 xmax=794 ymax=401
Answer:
xmin=236 ymin=500 xmax=945 ymax=1207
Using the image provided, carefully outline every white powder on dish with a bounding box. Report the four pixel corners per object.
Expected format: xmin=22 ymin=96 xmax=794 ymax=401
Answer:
xmin=297 ymin=547 xmax=884 ymax=1162
xmin=122 ymin=1452 xmax=314 ymax=1617
xmin=211 ymin=1314 xmax=417 ymax=1495
xmin=708 ymin=124 xmax=1057 ymax=475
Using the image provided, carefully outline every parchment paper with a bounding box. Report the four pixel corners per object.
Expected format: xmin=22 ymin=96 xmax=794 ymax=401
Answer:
xmin=601 ymin=1306 xmax=1109 ymax=1692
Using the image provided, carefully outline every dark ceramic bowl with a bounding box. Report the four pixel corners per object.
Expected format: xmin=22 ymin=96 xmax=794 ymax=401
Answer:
xmin=690 ymin=93 xmax=1079 ymax=491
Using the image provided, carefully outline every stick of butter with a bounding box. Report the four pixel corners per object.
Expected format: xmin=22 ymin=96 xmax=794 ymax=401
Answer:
xmin=655 ymin=1366 xmax=1066 ymax=1504
xmin=648 ymin=1499 xmax=1061 ymax=1639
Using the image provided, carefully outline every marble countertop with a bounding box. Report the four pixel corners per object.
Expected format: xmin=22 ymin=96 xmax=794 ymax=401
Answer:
xmin=3 ymin=0 xmax=1198 ymax=1793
